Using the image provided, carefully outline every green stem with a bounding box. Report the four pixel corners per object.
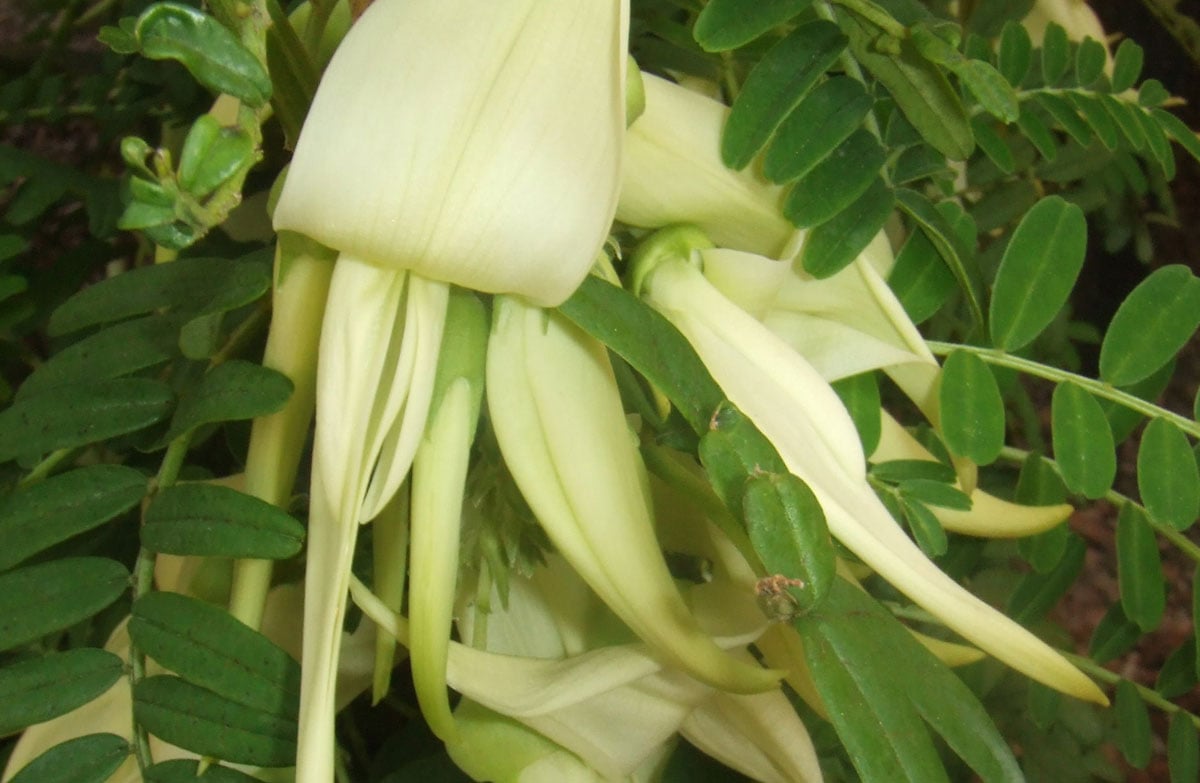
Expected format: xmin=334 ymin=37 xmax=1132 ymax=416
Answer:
xmin=829 ymin=0 xmax=907 ymax=40
xmin=17 ymin=448 xmax=77 ymax=488
xmin=926 ymin=341 xmax=1200 ymax=440
xmin=996 ymin=445 xmax=1200 ymax=565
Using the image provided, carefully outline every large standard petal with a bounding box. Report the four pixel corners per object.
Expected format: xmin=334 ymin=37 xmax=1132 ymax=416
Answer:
xmin=274 ymin=0 xmax=628 ymax=305
xmin=640 ymin=256 xmax=1106 ymax=704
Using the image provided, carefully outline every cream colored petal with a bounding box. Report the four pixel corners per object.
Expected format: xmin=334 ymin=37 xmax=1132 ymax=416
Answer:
xmin=486 ymin=295 xmax=778 ymax=694
xmin=618 ymin=73 xmax=796 ymax=258
xmin=682 ymin=686 xmax=824 ymax=783
xmin=873 ymin=412 xmax=1072 ymax=537
xmin=274 ymin=0 xmax=627 ymax=305
xmin=641 ymin=259 xmax=1106 ymax=704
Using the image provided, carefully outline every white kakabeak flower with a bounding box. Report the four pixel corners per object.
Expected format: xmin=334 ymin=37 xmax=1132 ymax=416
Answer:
xmin=634 ymin=242 xmax=1107 ymax=705
xmin=486 ymin=295 xmax=780 ymax=696
xmin=270 ymin=1 xmax=629 ymax=779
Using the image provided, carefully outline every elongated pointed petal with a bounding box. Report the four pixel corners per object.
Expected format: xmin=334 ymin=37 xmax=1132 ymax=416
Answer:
xmin=641 ymin=257 xmax=1106 ymax=704
xmin=486 ymin=296 xmax=779 ymax=694
xmin=874 ymin=412 xmax=1072 ymax=537
xmin=274 ymin=0 xmax=628 ymax=305
xmin=618 ymin=73 xmax=796 ymax=259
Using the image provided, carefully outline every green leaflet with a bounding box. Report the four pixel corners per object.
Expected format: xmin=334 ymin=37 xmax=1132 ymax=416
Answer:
xmin=135 ymin=3 xmax=271 ymax=107
xmin=798 ymin=176 xmax=894 ymax=278
xmin=1009 ymin=533 xmax=1085 ymax=622
xmin=837 ymin=10 xmax=973 ymax=160
xmin=692 ymin=0 xmax=815 ymax=52
xmin=782 ymin=129 xmax=885 ymax=228
xmin=0 ymin=378 xmax=174 ymax=462
xmin=938 ymin=350 xmax=1005 ymax=465
xmin=0 ymin=649 xmax=125 ymax=735
xmin=871 ymin=459 xmax=956 ymax=484
xmin=1114 ymin=680 xmax=1153 ymax=769
xmin=888 ymin=224 xmax=956 ymax=324
xmin=740 ymin=471 xmax=835 ymax=615
xmin=1067 ymin=93 xmax=1119 ymax=151
xmin=1050 ymin=382 xmax=1116 ymax=500
xmin=894 ymin=189 xmax=985 ymax=334
xmin=1111 ymin=40 xmax=1145 ymax=93
xmin=901 ymin=496 xmax=948 ymax=557
xmin=1169 ymin=712 xmax=1200 ymax=783
xmin=17 ymin=313 xmax=182 ymax=399
xmin=898 ymin=479 xmax=972 ymax=511
xmin=163 ymin=359 xmax=293 ymax=443
xmin=763 ymin=76 xmax=874 ymax=184
xmin=1074 ymin=37 xmax=1108 ymax=88
xmin=0 ymin=465 xmax=146 ymax=572
xmin=990 ymin=196 xmax=1086 ymax=351
xmin=1137 ymin=418 xmax=1200 ymax=531
xmin=1039 ymin=22 xmax=1070 ymax=85
xmin=134 ymin=675 xmax=297 ymax=766
xmin=6 ymin=734 xmax=130 ymax=783
xmin=793 ymin=579 xmax=1022 ymax=782
xmin=143 ymin=482 xmax=305 ymax=559
xmin=1099 ymin=265 xmax=1200 ymax=386
xmin=130 ymin=591 xmax=301 ymax=718
xmin=1088 ymin=603 xmax=1141 ymax=663
xmin=721 ymin=20 xmax=848 ymax=170
xmin=1115 ymin=503 xmax=1166 ymax=632
xmin=177 ymin=115 xmax=256 ymax=200
xmin=831 ymin=371 xmax=881 ymax=455
xmin=0 ymin=558 xmax=129 ymax=652
xmin=48 ymin=251 xmax=271 ymax=336
xmin=997 ymin=22 xmax=1032 ymax=87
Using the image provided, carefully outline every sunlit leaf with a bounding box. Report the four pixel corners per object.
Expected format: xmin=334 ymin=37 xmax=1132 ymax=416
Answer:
xmin=693 ymin=0 xmax=815 ymax=52
xmin=938 ymin=351 xmax=1005 ymax=465
xmin=1116 ymin=503 xmax=1166 ymax=631
xmin=990 ymin=196 xmax=1087 ymax=351
xmin=1100 ymin=265 xmax=1200 ymax=386
xmin=1050 ymin=382 xmax=1115 ymax=499
xmin=1137 ymin=418 xmax=1199 ymax=531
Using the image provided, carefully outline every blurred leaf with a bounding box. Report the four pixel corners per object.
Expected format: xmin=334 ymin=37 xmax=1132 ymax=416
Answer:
xmin=894 ymin=190 xmax=985 ymax=333
xmin=49 ymin=252 xmax=271 ymax=336
xmin=693 ymin=0 xmax=815 ymax=51
xmin=135 ymin=3 xmax=271 ymax=106
xmin=1156 ymin=636 xmax=1199 ymax=698
xmin=0 ymin=558 xmax=129 ymax=652
xmin=1039 ymin=22 xmax=1070 ymax=84
xmin=871 ymin=459 xmax=956 ymax=484
xmin=1089 ymin=603 xmax=1142 ymax=663
xmin=1137 ymin=419 xmax=1199 ymax=531
xmin=721 ymin=21 xmax=847 ymax=169
xmin=832 ymin=372 xmax=881 ymax=455
xmin=1168 ymin=712 xmax=1199 ymax=783
xmin=0 ymin=465 xmax=146 ymax=573
xmin=1067 ymin=94 xmax=1119 ymax=151
xmin=938 ymin=351 xmax=1005 ymax=465
xmin=134 ymin=675 xmax=296 ymax=766
xmin=1102 ymin=96 xmax=1148 ymax=152
xmin=1074 ymin=38 xmax=1107 ymax=87
xmin=1111 ymin=40 xmax=1144 ymax=93
xmin=971 ymin=118 xmax=1015 ymax=174
xmin=1050 ymin=382 xmax=1116 ymax=500
xmin=1151 ymin=108 xmax=1200 ymax=165
xmin=0 ymin=649 xmax=124 ymax=734
xmin=1027 ymin=681 xmax=1060 ymax=730
xmin=997 ymin=22 xmax=1032 ymax=86
xmin=764 ymin=76 xmax=874 ymax=184
xmin=1115 ymin=503 xmax=1165 ymax=631
xmin=1016 ymin=107 xmax=1058 ymax=160
xmin=130 ymin=592 xmax=300 ymax=718
xmin=1138 ymin=79 xmax=1171 ymax=107
xmin=1034 ymin=93 xmax=1093 ymax=146
xmin=798 ymin=177 xmax=894 ymax=278
xmin=838 ymin=11 xmax=973 ymax=160
xmin=5 ymin=734 xmax=129 ymax=783
xmin=143 ymin=483 xmax=305 ymax=559
xmin=902 ymin=496 xmax=948 ymax=557
xmin=1009 ymin=533 xmax=1085 ymax=622
xmin=990 ymin=196 xmax=1086 ymax=351
xmin=1100 ymin=265 xmax=1200 ymax=386
xmin=163 ymin=360 xmax=292 ymax=442
xmin=146 ymin=761 xmax=261 ymax=783
xmin=1136 ymin=107 xmax=1176 ymax=178
xmin=1114 ymin=680 xmax=1152 ymax=768
xmin=783 ymin=129 xmax=885 ymax=227
xmin=888 ymin=228 xmax=955 ymax=324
